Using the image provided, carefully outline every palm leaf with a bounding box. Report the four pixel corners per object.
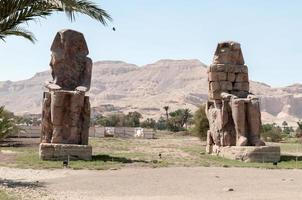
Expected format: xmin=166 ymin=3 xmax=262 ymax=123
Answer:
xmin=46 ymin=0 xmax=112 ymax=24
xmin=0 ymin=0 xmax=112 ymax=42
xmin=0 ymin=26 xmax=36 ymax=42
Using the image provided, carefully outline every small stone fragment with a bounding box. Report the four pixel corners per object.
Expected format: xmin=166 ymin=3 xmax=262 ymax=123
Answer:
xmin=223 ymin=187 xmax=234 ymax=192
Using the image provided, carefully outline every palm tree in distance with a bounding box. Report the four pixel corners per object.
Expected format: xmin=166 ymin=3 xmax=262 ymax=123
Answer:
xmin=0 ymin=0 xmax=112 ymax=43
xmin=163 ymin=106 xmax=169 ymax=121
xmin=182 ymin=108 xmax=192 ymax=129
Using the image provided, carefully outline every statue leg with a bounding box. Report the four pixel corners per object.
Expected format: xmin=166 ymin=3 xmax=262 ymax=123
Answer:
xmin=221 ymin=99 xmax=237 ymax=146
xmin=206 ymin=130 xmax=214 ymax=154
xmin=68 ymin=93 xmax=85 ymax=144
xmin=41 ymin=92 xmax=52 ymax=143
xmin=50 ymin=92 xmax=65 ymax=143
xmin=81 ymin=96 xmax=90 ymax=145
xmin=231 ymin=99 xmax=248 ymax=146
xmin=247 ymin=99 xmax=265 ymax=146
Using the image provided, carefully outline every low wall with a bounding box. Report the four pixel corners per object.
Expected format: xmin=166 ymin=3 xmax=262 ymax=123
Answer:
xmin=10 ymin=126 xmax=41 ymax=138
xmin=89 ymin=127 xmax=155 ymax=139
xmin=11 ymin=126 xmax=155 ymax=139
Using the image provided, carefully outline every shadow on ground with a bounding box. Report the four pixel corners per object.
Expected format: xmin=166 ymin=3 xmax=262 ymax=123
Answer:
xmin=0 ymin=179 xmax=44 ymax=189
xmin=280 ymin=155 xmax=302 ymax=161
xmin=92 ymin=154 xmax=149 ymax=164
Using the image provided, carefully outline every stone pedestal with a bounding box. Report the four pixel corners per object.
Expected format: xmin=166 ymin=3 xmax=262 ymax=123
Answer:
xmin=39 ymin=143 xmax=92 ymax=161
xmin=214 ymin=146 xmax=281 ymax=163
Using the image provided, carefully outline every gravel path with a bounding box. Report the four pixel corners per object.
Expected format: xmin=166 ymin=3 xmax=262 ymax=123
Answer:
xmin=1 ymin=167 xmax=302 ymax=200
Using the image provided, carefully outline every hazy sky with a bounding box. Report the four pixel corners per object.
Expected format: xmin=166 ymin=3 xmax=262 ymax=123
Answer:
xmin=0 ymin=0 xmax=301 ymax=87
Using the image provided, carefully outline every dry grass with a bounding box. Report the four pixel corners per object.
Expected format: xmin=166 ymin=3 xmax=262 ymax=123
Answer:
xmin=1 ymin=133 xmax=302 ymax=170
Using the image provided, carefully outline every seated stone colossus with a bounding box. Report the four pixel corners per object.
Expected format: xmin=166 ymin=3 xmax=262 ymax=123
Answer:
xmin=206 ymin=41 xmax=265 ymax=154
xmin=40 ymin=29 xmax=92 ymax=160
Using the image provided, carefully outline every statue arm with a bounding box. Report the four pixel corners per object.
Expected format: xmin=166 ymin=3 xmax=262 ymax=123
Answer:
xmin=221 ymin=92 xmax=237 ymax=100
xmin=76 ymin=57 xmax=92 ymax=92
xmin=247 ymin=93 xmax=259 ymax=100
xmin=45 ymin=82 xmax=61 ymax=91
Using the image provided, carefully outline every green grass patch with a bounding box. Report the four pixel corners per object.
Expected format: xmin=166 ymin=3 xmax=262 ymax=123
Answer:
xmin=277 ymin=142 xmax=302 ymax=154
xmin=0 ymin=190 xmax=17 ymax=200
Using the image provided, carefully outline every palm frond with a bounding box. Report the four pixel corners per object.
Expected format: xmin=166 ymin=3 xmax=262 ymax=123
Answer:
xmin=45 ymin=0 xmax=112 ymax=24
xmin=0 ymin=0 xmax=112 ymax=42
xmin=1 ymin=26 xmax=36 ymax=42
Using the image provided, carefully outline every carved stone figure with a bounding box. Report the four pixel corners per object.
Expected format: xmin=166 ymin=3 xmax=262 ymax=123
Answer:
xmin=40 ymin=29 xmax=92 ymax=160
xmin=206 ymin=41 xmax=265 ymax=154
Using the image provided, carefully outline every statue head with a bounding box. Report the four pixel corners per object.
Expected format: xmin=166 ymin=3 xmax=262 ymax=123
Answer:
xmin=49 ymin=29 xmax=92 ymax=91
xmin=50 ymin=29 xmax=89 ymax=57
xmin=213 ymin=41 xmax=244 ymax=65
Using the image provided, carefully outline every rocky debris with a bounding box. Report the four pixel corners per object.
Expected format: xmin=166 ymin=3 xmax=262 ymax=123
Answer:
xmin=222 ymin=187 xmax=234 ymax=192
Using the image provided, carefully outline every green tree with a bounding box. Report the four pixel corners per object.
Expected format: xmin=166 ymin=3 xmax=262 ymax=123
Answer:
xmin=0 ymin=106 xmax=18 ymax=139
xmin=167 ymin=109 xmax=193 ymax=132
xmin=0 ymin=0 xmax=112 ymax=42
xmin=94 ymin=114 xmax=110 ymax=127
xmin=155 ymin=117 xmax=167 ymax=130
xmin=182 ymin=108 xmax=193 ymax=129
xmin=141 ymin=118 xmax=156 ymax=129
xmin=15 ymin=115 xmax=32 ymax=126
xmin=297 ymin=121 xmax=302 ymax=130
xmin=191 ymin=105 xmax=209 ymax=140
xmin=94 ymin=113 xmax=126 ymax=127
xmin=281 ymin=121 xmax=292 ymax=134
xmin=296 ymin=120 xmax=302 ymax=137
xmin=282 ymin=121 xmax=288 ymax=129
xmin=262 ymin=123 xmax=273 ymax=132
xmin=125 ymin=111 xmax=142 ymax=127
xmin=261 ymin=123 xmax=283 ymax=142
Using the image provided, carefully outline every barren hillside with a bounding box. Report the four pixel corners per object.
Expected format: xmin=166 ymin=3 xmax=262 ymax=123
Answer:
xmin=0 ymin=59 xmax=301 ymax=126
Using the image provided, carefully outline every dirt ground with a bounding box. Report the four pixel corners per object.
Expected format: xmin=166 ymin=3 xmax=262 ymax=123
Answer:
xmin=2 ymin=135 xmax=302 ymax=199
xmin=1 ymin=166 xmax=302 ymax=200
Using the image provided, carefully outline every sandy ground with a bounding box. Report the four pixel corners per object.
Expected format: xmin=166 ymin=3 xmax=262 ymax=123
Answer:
xmin=1 ymin=167 xmax=302 ymax=200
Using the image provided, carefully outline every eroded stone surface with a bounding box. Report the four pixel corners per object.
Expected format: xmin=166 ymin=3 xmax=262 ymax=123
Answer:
xmin=218 ymin=146 xmax=281 ymax=163
xmin=49 ymin=29 xmax=92 ymax=91
xmin=40 ymin=29 xmax=92 ymax=160
xmin=205 ymin=41 xmax=274 ymax=162
xmin=39 ymin=143 xmax=92 ymax=161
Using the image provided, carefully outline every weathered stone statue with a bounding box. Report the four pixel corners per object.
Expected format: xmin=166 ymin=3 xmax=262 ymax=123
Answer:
xmin=205 ymin=41 xmax=280 ymax=162
xmin=39 ymin=29 xmax=92 ymax=160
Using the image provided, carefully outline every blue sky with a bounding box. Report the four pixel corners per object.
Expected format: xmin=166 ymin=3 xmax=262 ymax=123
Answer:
xmin=0 ymin=0 xmax=301 ymax=87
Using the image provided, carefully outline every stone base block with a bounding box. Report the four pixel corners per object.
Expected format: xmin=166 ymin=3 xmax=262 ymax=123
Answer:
xmin=213 ymin=146 xmax=281 ymax=163
xmin=39 ymin=143 xmax=92 ymax=161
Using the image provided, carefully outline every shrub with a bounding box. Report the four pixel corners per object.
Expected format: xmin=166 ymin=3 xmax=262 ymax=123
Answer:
xmin=155 ymin=117 xmax=167 ymax=130
xmin=165 ymin=109 xmax=193 ymax=132
xmin=261 ymin=123 xmax=283 ymax=142
xmin=141 ymin=118 xmax=156 ymax=129
xmin=0 ymin=106 xmax=18 ymax=140
xmin=261 ymin=130 xmax=282 ymax=142
xmin=94 ymin=111 xmax=143 ymax=127
xmin=295 ymin=121 xmax=302 ymax=138
xmin=191 ymin=105 xmax=209 ymax=140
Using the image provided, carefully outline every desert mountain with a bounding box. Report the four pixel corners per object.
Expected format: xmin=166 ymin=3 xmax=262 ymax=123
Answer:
xmin=0 ymin=59 xmax=301 ymax=127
